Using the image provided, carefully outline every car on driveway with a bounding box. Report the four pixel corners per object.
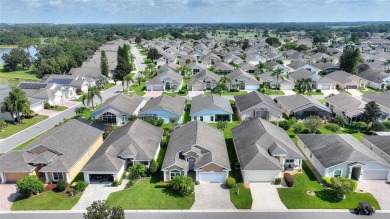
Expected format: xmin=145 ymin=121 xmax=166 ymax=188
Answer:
xmin=355 ymin=202 xmax=376 ymax=216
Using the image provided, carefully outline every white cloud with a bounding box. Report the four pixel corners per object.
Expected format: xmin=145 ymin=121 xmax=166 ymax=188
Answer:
xmin=48 ymin=0 xmax=64 ymax=7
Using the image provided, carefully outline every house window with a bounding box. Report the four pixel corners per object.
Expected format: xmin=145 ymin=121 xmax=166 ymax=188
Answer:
xmin=200 ymin=116 xmax=203 ymax=121
xmin=53 ymin=172 xmax=64 ymax=181
xmin=170 ymin=170 xmax=181 ymax=179
xmin=211 ymin=116 xmax=214 ymax=122
xmin=122 ymin=115 xmax=128 ymax=123
xmin=333 ymin=169 xmax=342 ymax=178
xmin=194 ymin=116 xmax=197 ymax=120
xmin=101 ymin=112 xmax=117 ymax=124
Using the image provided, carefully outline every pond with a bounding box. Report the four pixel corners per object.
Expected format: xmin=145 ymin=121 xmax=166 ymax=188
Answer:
xmin=0 ymin=46 xmax=37 ymax=63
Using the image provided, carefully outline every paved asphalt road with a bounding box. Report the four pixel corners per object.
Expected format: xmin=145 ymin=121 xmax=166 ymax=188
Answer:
xmin=0 ymin=84 xmax=123 ymax=154
xmin=1 ymin=211 xmax=389 ymax=219
xmin=131 ymin=44 xmax=146 ymax=72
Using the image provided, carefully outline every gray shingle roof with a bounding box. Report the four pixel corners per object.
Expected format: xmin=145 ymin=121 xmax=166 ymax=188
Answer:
xmin=92 ymin=94 xmax=144 ymax=116
xmin=325 ymin=93 xmax=365 ymax=116
xmin=140 ymin=95 xmax=186 ymax=116
xmin=187 ymin=69 xmax=221 ymax=86
xmin=287 ymin=60 xmax=306 ymax=70
xmin=190 ymin=94 xmax=233 ymax=115
xmin=275 ymin=95 xmax=330 ymax=113
xmin=82 ymin=119 xmax=163 ymax=172
xmin=324 ymin=70 xmax=361 ymax=84
xmin=227 ymin=69 xmax=260 ymax=85
xmin=232 ymin=118 xmax=304 ymax=171
xmin=362 ymin=90 xmax=390 ymax=109
xmin=234 ymin=91 xmax=282 ymax=113
xmin=147 ymin=69 xmax=183 ymax=86
xmin=288 ymin=69 xmax=317 ymax=82
xmin=161 ymin=121 xmax=230 ymax=170
xmin=363 ymin=136 xmax=390 ymax=162
xmin=358 ymin=68 xmax=388 ymax=83
xmin=297 ymin=134 xmax=390 ymax=168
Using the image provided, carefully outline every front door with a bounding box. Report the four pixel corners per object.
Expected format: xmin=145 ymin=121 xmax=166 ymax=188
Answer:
xmin=206 ymin=82 xmax=212 ymax=90
xmin=165 ymin=82 xmax=171 ymax=90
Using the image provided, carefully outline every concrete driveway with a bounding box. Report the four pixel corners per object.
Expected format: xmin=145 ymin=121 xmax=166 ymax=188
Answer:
xmin=348 ymin=89 xmax=363 ymax=96
xmin=250 ymin=183 xmax=287 ymax=210
xmin=322 ymin=89 xmax=340 ymax=97
xmin=0 ymin=184 xmax=20 ymax=211
xmin=144 ymin=91 xmax=163 ymax=98
xmin=282 ymin=90 xmax=296 ymax=96
xmin=358 ymin=180 xmax=390 ymax=210
xmin=188 ymin=91 xmax=204 ymax=100
xmin=191 ymin=183 xmax=236 ymax=210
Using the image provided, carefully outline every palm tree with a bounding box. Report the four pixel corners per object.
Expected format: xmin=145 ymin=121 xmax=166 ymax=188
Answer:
xmin=123 ymin=74 xmax=134 ymax=88
xmin=178 ymin=65 xmax=192 ymax=78
xmin=82 ymin=86 xmax=102 ymax=109
xmin=0 ymin=96 xmax=15 ymax=124
xmin=271 ymin=68 xmax=284 ymax=90
xmin=129 ymin=53 xmax=135 ymax=66
xmin=255 ymin=61 xmax=269 ymax=73
xmin=136 ymin=74 xmax=143 ymax=86
xmin=296 ymin=78 xmax=313 ymax=95
xmin=219 ymin=75 xmax=232 ymax=91
xmin=146 ymin=63 xmax=156 ymax=79
xmin=8 ymin=87 xmax=31 ymax=123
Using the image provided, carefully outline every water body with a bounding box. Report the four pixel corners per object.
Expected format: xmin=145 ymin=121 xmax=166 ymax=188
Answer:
xmin=0 ymin=46 xmax=37 ymax=63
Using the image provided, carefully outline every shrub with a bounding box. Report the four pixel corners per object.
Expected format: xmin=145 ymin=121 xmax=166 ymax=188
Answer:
xmin=112 ymin=180 xmax=119 ymax=187
xmin=16 ymin=175 xmax=45 ymax=197
xmin=160 ymin=139 xmax=168 ymax=148
xmin=126 ymin=180 xmax=135 ymax=189
xmin=0 ymin=120 xmax=7 ymax=132
xmin=75 ymin=107 xmax=87 ymax=114
xmin=325 ymin=123 xmax=340 ymax=133
xmin=195 ymin=181 xmax=200 ymax=185
xmin=352 ymin=121 xmax=368 ymax=133
xmin=322 ymin=176 xmax=332 ymax=187
xmin=149 ymin=159 xmax=159 ymax=174
xmin=75 ymin=181 xmax=88 ymax=191
xmin=279 ymin=120 xmax=291 ymax=130
xmin=304 ymin=116 xmax=323 ymax=133
xmin=57 ymin=179 xmax=68 ymax=192
xmin=330 ymin=177 xmax=357 ymax=198
xmin=275 ymin=178 xmax=282 ymax=185
xmin=84 ymin=200 xmax=125 ymax=219
xmin=301 ymin=129 xmax=310 ymax=134
xmin=128 ymin=163 xmax=147 ymax=180
xmin=156 ymin=118 xmax=164 ymax=126
xmin=225 ymin=177 xmax=236 ymax=188
xmin=179 ymin=88 xmax=187 ymax=94
xmin=383 ymin=121 xmax=390 ymax=130
xmin=315 ymin=89 xmax=321 ymax=92
xmin=292 ymin=123 xmax=305 ymax=134
xmin=44 ymin=102 xmax=51 ymax=109
xmin=315 ymin=130 xmax=322 ymax=134
xmin=288 ymin=117 xmax=297 ymax=125
xmin=332 ymin=115 xmax=348 ymax=127
xmin=370 ymin=121 xmax=386 ymax=132
xmin=128 ymin=115 xmax=138 ymax=121
xmin=217 ymin=121 xmax=228 ymax=130
xmin=284 ymin=173 xmax=294 ymax=187
xmin=144 ymin=118 xmax=157 ymax=126
xmin=170 ymin=175 xmax=194 ymax=196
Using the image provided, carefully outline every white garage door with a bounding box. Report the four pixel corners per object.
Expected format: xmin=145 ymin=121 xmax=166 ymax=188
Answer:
xmin=198 ymin=172 xmax=227 ymax=183
xmin=245 ymin=85 xmax=259 ymax=91
xmin=245 ymin=170 xmax=279 ymax=182
xmin=151 ymin=85 xmax=164 ymax=91
xmin=321 ymin=84 xmax=331 ymax=90
xmin=192 ymin=85 xmax=204 ymax=91
xmin=363 ymin=170 xmax=389 ymax=180
xmin=280 ymin=84 xmax=293 ymax=91
xmin=346 ymin=85 xmax=358 ymax=90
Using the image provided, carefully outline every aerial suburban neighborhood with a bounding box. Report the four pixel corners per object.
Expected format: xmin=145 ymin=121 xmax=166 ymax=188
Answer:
xmin=1 ymin=1 xmax=390 ymax=219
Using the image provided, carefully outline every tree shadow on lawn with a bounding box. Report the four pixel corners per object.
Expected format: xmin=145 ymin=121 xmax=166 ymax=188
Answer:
xmin=315 ymin=189 xmax=343 ymax=203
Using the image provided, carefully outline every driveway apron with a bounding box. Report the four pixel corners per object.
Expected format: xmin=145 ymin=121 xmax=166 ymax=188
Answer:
xmin=191 ymin=183 xmax=236 ymax=210
xmin=250 ymin=183 xmax=287 ymax=210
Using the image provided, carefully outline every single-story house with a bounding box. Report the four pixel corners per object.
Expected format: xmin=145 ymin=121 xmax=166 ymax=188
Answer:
xmin=316 ymin=76 xmax=337 ymax=90
xmin=275 ymin=95 xmax=332 ymax=119
xmin=146 ymin=69 xmax=183 ymax=92
xmin=265 ymin=61 xmax=289 ymax=74
xmin=82 ymin=119 xmax=163 ymax=183
xmin=139 ymin=95 xmax=186 ymax=124
xmin=91 ymin=94 xmax=145 ymax=125
xmin=312 ymin=62 xmax=340 ymax=75
xmin=232 ymin=118 xmax=305 ymax=182
xmin=363 ymin=136 xmax=390 ymax=164
xmin=213 ymin=62 xmax=234 ymax=74
xmin=288 ymin=69 xmax=322 ymax=87
xmin=323 ymin=71 xmax=367 ymax=90
xmin=19 ymin=82 xmax=76 ymax=105
xmin=187 ymin=69 xmax=221 ymax=91
xmin=357 ymin=68 xmax=390 ymax=90
xmin=239 ymin=63 xmax=256 ymax=74
xmin=287 ymin=61 xmax=321 ymax=74
xmin=157 ymin=63 xmax=180 ymax=75
xmin=226 ymin=69 xmax=260 ymax=91
xmin=0 ymin=119 xmax=104 ymax=183
xmin=41 ymin=74 xmax=95 ymax=93
xmin=0 ymin=94 xmax=45 ymax=121
xmin=234 ymin=91 xmax=283 ymax=121
xmin=161 ymin=121 xmax=231 ymax=183
xmin=325 ymin=93 xmax=366 ymax=125
xmin=190 ymin=94 xmax=233 ymax=123
xmin=362 ymin=91 xmax=390 ymax=122
xmin=187 ymin=62 xmax=207 ymax=75
xmin=297 ymin=134 xmax=390 ymax=181
xmin=259 ymin=71 xmax=295 ymax=90
xmin=69 ymin=67 xmax=103 ymax=79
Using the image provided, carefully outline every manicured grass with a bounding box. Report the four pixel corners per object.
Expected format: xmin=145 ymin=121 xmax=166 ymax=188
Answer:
xmin=103 ymin=83 xmax=115 ymax=90
xmin=0 ymin=115 xmax=48 ymax=139
xmin=360 ymin=88 xmax=382 ymax=95
xmin=106 ymin=177 xmax=195 ymax=209
xmin=130 ymin=83 xmax=146 ymax=96
xmin=262 ymin=89 xmax=285 ymax=95
xmin=229 ymin=183 xmax=252 ymax=209
xmin=317 ymin=99 xmax=326 ymax=104
xmin=12 ymin=133 xmax=43 ymax=151
xmin=278 ymin=162 xmax=380 ymax=209
xmin=49 ymin=106 xmax=68 ymax=111
xmin=305 ymin=91 xmax=324 ymax=95
xmin=204 ymin=91 xmax=248 ymax=96
xmin=182 ymin=101 xmax=192 ymax=123
xmin=0 ymin=64 xmax=39 ymax=81
xmin=318 ymin=124 xmax=366 ymax=142
xmin=337 ymin=89 xmax=352 ymax=95
xmin=12 ymin=191 xmax=80 ymax=210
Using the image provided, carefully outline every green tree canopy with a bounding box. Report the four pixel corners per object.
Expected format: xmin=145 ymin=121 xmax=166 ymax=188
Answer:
xmin=339 ymin=45 xmax=361 ymax=74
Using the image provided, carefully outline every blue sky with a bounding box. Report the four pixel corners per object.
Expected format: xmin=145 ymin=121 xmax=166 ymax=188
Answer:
xmin=1 ymin=0 xmax=390 ymax=23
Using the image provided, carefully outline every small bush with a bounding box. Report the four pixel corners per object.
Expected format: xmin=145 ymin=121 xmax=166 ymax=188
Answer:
xmin=128 ymin=115 xmax=138 ymax=121
xmin=325 ymin=123 xmax=340 ymax=133
xmin=315 ymin=89 xmax=321 ymax=92
xmin=75 ymin=181 xmax=88 ymax=191
xmin=225 ymin=177 xmax=236 ymax=188
xmin=57 ymin=179 xmax=68 ymax=192
xmin=301 ymin=129 xmax=311 ymax=134
xmin=156 ymin=118 xmax=165 ymax=126
xmin=0 ymin=119 xmax=7 ymax=132
xmin=16 ymin=175 xmax=44 ymax=197
xmin=112 ymin=180 xmax=119 ymax=187
xmin=126 ymin=180 xmax=135 ymax=189
xmin=195 ymin=181 xmax=200 ymax=185
xmin=75 ymin=107 xmax=87 ymax=114
xmin=67 ymin=188 xmax=74 ymax=194
xmin=179 ymin=88 xmax=187 ymax=94
xmin=315 ymin=130 xmax=322 ymax=134
xmin=44 ymin=102 xmax=51 ymax=109
xmin=322 ymin=176 xmax=332 ymax=187
xmin=128 ymin=163 xmax=147 ymax=180
xmin=383 ymin=121 xmax=390 ymax=130
xmin=149 ymin=159 xmax=159 ymax=174
xmin=170 ymin=175 xmax=194 ymax=196
xmin=330 ymin=177 xmax=357 ymax=197
xmin=370 ymin=121 xmax=386 ymax=132
xmin=279 ymin=120 xmax=291 ymax=130
xmin=275 ymin=178 xmax=282 ymax=185
xmin=284 ymin=173 xmax=294 ymax=187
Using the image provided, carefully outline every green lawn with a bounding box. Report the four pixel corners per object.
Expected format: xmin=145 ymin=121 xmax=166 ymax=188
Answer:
xmin=262 ymin=89 xmax=285 ymax=95
xmin=0 ymin=115 xmax=48 ymax=139
xmin=278 ymin=162 xmax=380 ymax=209
xmin=360 ymin=88 xmax=382 ymax=95
xmin=305 ymin=91 xmax=324 ymax=95
xmin=103 ymin=83 xmax=115 ymax=90
xmin=130 ymin=83 xmax=146 ymax=96
xmin=0 ymin=45 xmax=18 ymax=48
xmin=337 ymin=89 xmax=352 ymax=95
xmin=12 ymin=191 xmax=80 ymax=210
xmin=317 ymin=99 xmax=326 ymax=104
xmin=49 ymin=106 xmax=68 ymax=111
xmin=229 ymin=183 xmax=252 ymax=209
xmin=182 ymin=101 xmax=192 ymax=123
xmin=204 ymin=91 xmax=248 ymax=96
xmin=106 ymin=178 xmax=195 ymax=209
xmin=13 ymin=133 xmax=43 ymax=151
xmin=0 ymin=64 xmax=39 ymax=81
xmin=318 ymin=124 xmax=366 ymax=142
